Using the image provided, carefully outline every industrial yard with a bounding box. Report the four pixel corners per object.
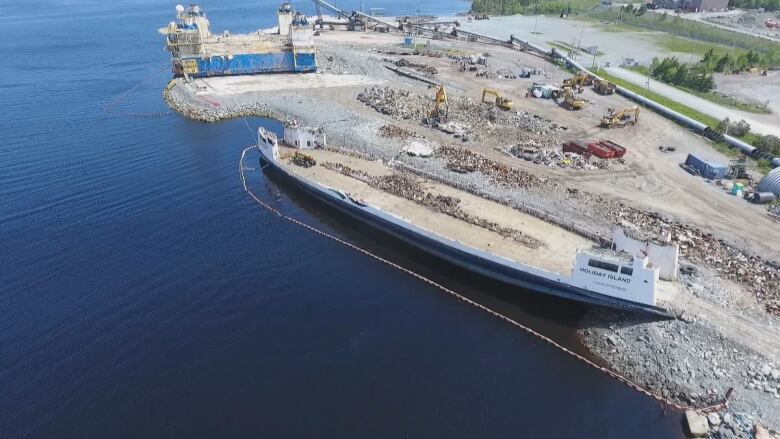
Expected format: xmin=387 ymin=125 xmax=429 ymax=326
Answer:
xmin=162 ymin=5 xmax=780 ymax=435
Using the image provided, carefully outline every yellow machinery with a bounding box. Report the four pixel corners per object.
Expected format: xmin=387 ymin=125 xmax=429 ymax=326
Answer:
xmin=429 ymin=85 xmax=449 ymax=121
xmin=593 ymin=79 xmax=616 ymax=95
xmin=482 ymin=87 xmax=514 ymax=111
xmin=600 ymin=106 xmax=640 ymax=128
xmin=562 ymin=72 xmax=593 ymax=92
xmin=561 ymin=87 xmax=584 ymax=110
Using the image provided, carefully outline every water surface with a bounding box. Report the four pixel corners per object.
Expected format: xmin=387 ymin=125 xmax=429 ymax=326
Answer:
xmin=1 ymin=1 xmax=682 ymax=437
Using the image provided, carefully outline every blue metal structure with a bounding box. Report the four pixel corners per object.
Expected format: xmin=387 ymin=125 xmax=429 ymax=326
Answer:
xmin=181 ymin=52 xmax=317 ymax=78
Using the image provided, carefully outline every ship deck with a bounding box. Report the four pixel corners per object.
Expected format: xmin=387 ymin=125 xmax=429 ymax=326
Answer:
xmin=199 ymin=34 xmax=291 ymax=56
xmin=274 ymin=146 xmax=594 ymax=275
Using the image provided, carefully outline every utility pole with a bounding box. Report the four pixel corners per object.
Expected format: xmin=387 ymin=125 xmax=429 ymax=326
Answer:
xmin=577 ymin=22 xmax=585 ymax=51
xmin=534 ymin=10 xmax=538 ymax=34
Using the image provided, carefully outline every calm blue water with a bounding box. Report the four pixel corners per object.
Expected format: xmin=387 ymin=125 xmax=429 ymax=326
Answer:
xmin=1 ymin=1 xmax=682 ymax=437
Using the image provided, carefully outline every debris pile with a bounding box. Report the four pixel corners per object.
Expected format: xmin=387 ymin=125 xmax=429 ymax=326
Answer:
xmin=392 ymin=58 xmax=438 ymax=76
xmin=587 ymin=199 xmax=780 ymax=315
xmin=321 ymin=162 xmax=542 ymax=248
xmin=437 ymin=145 xmax=545 ymax=189
xmin=357 ymin=86 xmax=565 ymax=145
xmin=379 ymin=124 xmax=415 ymax=139
xmin=508 ymin=145 xmax=625 ymax=170
xmin=289 ymin=152 xmax=316 ymax=168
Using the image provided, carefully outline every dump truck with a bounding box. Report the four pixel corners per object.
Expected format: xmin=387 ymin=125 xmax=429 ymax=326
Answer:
xmin=600 ymin=106 xmax=639 ymax=128
xmin=482 ymin=87 xmax=513 ymax=111
xmin=593 ymin=79 xmax=616 ymax=95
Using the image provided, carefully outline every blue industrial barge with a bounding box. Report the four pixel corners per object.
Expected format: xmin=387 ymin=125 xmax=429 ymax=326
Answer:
xmin=160 ymin=4 xmax=317 ymax=78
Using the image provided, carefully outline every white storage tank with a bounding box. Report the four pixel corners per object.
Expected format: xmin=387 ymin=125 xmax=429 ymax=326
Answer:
xmin=758 ymin=167 xmax=780 ymax=197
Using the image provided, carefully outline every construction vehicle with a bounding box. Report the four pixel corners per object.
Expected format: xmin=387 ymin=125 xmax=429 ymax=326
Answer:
xmin=482 ymin=87 xmax=513 ymax=111
xmin=593 ymin=79 xmax=616 ymax=95
xmin=600 ymin=106 xmax=639 ymax=128
xmin=561 ymin=87 xmax=584 ymax=110
xmin=428 ymin=84 xmax=449 ymax=121
xmin=562 ymin=72 xmax=593 ymax=92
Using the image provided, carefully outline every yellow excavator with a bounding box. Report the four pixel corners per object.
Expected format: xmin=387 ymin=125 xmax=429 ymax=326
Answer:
xmin=562 ymin=72 xmax=593 ymax=92
xmin=561 ymin=87 xmax=584 ymax=110
xmin=429 ymin=85 xmax=449 ymax=121
xmin=600 ymin=106 xmax=640 ymax=128
xmin=482 ymin=87 xmax=514 ymax=111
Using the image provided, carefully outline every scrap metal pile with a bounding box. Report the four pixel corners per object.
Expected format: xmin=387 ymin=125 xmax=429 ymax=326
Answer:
xmin=378 ymin=124 xmax=415 ymax=139
xmin=391 ymin=58 xmax=438 ymax=76
xmin=289 ymin=152 xmax=316 ymax=168
xmin=437 ymin=145 xmax=545 ymax=189
xmin=596 ymin=201 xmax=780 ymax=315
xmin=508 ymin=144 xmax=625 ymax=170
xmin=321 ymin=162 xmax=542 ymax=248
xmin=357 ymin=86 xmax=565 ymax=145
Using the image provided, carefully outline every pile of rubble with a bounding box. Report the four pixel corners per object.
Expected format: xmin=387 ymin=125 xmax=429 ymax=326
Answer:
xmin=356 ymin=86 xmax=566 ymax=145
xmin=508 ymin=145 xmax=625 ymax=170
xmin=378 ymin=124 xmax=415 ymax=139
xmin=289 ymin=152 xmax=316 ymax=168
xmin=586 ymin=198 xmax=780 ymax=315
xmin=392 ymin=58 xmax=438 ymax=76
xmin=437 ymin=145 xmax=546 ymax=189
xmin=321 ymin=162 xmax=542 ymax=248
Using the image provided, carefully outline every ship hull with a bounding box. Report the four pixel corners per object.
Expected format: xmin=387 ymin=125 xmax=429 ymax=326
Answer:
xmin=257 ymin=150 xmax=673 ymax=318
xmin=176 ymin=51 xmax=316 ymax=78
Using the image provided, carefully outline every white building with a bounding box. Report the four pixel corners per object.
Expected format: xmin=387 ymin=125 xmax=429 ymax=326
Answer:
xmin=282 ymin=125 xmax=326 ymax=149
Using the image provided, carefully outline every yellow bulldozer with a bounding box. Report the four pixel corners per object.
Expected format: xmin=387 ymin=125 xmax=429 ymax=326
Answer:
xmin=600 ymin=106 xmax=640 ymax=128
xmin=428 ymin=85 xmax=449 ymax=121
xmin=561 ymin=87 xmax=584 ymax=110
xmin=593 ymin=79 xmax=616 ymax=95
xmin=482 ymin=87 xmax=514 ymax=111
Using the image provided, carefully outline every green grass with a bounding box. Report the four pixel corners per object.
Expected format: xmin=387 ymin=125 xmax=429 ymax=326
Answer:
xmin=656 ymin=35 xmax=746 ymax=58
xmin=571 ymin=15 xmax=641 ymax=32
xmin=595 ymin=68 xmax=721 ymax=127
xmin=624 ymin=65 xmax=771 ymax=114
xmin=581 ymin=8 xmax=780 ymax=66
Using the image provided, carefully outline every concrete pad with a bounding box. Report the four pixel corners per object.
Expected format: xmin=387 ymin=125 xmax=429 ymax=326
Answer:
xmin=196 ymin=73 xmax=383 ymax=96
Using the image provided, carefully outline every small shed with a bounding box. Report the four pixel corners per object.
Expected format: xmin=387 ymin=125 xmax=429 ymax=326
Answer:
xmin=684 ymin=153 xmax=727 ymax=180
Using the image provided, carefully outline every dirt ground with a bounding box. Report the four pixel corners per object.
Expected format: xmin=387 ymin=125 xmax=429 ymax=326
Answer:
xmin=308 ymin=31 xmax=780 ymax=263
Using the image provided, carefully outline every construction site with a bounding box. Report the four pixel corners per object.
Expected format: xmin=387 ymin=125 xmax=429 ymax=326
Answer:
xmin=162 ymin=2 xmax=780 ymax=434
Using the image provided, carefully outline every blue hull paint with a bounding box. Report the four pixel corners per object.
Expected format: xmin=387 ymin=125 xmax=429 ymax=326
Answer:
xmin=180 ymin=52 xmax=316 ymax=78
xmin=258 ymin=152 xmax=674 ymax=318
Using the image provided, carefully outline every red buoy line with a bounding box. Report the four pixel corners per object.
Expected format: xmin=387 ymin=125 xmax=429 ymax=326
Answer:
xmin=239 ymin=146 xmax=732 ymax=414
xmin=104 ymin=66 xmax=173 ymax=119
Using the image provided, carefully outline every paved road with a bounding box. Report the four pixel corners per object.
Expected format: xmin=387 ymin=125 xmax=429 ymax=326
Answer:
xmin=605 ymin=67 xmax=780 ymax=137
